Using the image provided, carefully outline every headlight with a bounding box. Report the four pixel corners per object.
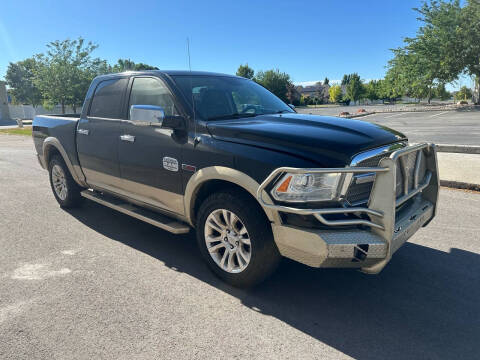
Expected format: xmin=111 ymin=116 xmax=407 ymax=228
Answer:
xmin=271 ymin=172 xmax=343 ymax=202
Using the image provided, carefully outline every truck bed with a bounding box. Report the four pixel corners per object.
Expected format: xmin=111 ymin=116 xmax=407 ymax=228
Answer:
xmin=32 ymin=114 xmax=81 ymax=175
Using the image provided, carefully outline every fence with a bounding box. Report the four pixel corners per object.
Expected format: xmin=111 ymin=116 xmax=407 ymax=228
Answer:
xmin=8 ymin=104 xmax=81 ymax=119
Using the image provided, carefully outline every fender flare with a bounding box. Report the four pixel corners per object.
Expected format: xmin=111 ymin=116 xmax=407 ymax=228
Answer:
xmin=183 ymin=166 xmax=280 ymax=227
xmin=42 ymin=137 xmax=87 ymax=187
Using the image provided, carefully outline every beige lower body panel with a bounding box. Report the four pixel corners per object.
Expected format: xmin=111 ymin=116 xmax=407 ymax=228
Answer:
xmin=83 ymin=168 xmax=185 ymax=216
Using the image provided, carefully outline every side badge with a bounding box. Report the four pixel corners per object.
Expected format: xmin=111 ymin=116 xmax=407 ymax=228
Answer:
xmin=163 ymin=157 xmax=179 ymax=172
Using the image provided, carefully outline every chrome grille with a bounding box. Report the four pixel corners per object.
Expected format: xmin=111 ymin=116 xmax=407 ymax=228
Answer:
xmin=346 ymin=150 xmax=395 ymax=205
xmin=346 ymin=146 xmax=427 ymax=205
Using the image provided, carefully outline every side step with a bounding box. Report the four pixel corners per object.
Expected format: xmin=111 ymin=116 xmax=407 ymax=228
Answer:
xmin=80 ymin=190 xmax=190 ymax=234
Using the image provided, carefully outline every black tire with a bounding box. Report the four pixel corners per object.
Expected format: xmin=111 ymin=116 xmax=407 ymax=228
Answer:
xmin=196 ymin=190 xmax=281 ymax=288
xmin=48 ymin=155 xmax=83 ymax=208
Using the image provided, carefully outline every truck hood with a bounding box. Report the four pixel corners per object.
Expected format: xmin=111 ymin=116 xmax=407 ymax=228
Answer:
xmin=206 ymin=113 xmax=406 ymax=167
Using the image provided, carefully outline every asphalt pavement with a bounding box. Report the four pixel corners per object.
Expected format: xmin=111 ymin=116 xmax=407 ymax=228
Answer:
xmin=1 ymin=135 xmax=479 ymax=360
xmin=297 ymin=106 xmax=480 ymax=145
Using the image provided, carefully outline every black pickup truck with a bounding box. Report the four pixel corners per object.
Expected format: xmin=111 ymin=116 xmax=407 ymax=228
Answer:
xmin=33 ymin=71 xmax=439 ymax=287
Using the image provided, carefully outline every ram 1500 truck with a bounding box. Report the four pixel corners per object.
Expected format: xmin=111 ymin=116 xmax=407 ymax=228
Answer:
xmin=33 ymin=71 xmax=439 ymax=287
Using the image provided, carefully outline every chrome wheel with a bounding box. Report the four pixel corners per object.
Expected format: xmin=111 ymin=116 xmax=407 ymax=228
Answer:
xmin=51 ymin=164 xmax=68 ymax=201
xmin=204 ymin=209 xmax=251 ymax=273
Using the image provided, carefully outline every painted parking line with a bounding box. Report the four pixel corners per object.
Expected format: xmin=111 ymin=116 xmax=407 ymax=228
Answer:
xmin=383 ymin=112 xmax=407 ymax=118
xmin=428 ymin=111 xmax=450 ymax=118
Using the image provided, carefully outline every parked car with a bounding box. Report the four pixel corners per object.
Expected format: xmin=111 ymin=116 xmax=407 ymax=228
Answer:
xmin=33 ymin=71 xmax=439 ymax=287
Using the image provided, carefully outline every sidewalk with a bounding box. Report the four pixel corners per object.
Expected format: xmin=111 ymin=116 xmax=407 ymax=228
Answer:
xmin=437 ymin=152 xmax=480 ymax=190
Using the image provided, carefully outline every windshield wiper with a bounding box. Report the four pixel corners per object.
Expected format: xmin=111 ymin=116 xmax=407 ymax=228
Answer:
xmin=206 ymin=113 xmax=258 ymax=121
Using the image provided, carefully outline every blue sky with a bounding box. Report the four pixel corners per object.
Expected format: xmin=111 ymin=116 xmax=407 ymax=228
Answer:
xmin=0 ymin=0 xmax=472 ymax=89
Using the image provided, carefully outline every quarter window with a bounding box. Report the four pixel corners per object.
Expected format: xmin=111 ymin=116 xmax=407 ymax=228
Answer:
xmin=89 ymin=78 xmax=128 ymax=118
xmin=128 ymin=77 xmax=178 ymax=118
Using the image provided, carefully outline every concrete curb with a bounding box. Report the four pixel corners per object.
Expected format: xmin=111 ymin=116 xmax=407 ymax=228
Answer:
xmin=435 ymin=144 xmax=480 ymax=154
xmin=440 ymin=180 xmax=480 ymax=192
xmin=336 ymin=104 xmax=480 ymax=119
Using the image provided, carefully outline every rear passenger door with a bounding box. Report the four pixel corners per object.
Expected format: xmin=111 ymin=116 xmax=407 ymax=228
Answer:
xmin=77 ymin=77 xmax=128 ymax=193
xmin=117 ymin=76 xmax=185 ymax=215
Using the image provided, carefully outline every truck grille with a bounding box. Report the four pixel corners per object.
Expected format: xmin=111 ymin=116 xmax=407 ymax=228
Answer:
xmin=346 ymin=146 xmax=427 ymax=205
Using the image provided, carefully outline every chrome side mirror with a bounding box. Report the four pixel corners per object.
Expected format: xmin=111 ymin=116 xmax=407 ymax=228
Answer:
xmin=130 ymin=105 xmax=165 ymax=126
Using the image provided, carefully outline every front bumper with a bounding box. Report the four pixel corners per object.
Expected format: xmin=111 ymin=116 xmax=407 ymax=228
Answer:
xmin=257 ymin=143 xmax=439 ymax=273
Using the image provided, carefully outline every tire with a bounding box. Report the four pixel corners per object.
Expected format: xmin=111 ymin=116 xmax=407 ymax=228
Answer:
xmin=196 ymin=190 xmax=281 ymax=288
xmin=48 ymin=154 xmax=83 ymax=208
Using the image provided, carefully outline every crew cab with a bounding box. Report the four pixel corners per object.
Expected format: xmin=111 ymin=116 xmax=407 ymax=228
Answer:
xmin=33 ymin=71 xmax=439 ymax=287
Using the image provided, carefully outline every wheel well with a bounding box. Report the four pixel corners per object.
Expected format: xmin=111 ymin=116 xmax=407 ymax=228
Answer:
xmin=44 ymin=145 xmax=61 ymax=166
xmin=191 ymin=180 xmax=267 ymax=226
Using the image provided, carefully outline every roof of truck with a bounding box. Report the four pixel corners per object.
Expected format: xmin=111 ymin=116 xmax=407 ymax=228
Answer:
xmin=95 ymin=70 xmax=241 ymax=79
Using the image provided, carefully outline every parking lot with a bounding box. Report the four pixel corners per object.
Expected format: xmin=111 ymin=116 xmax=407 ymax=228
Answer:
xmin=1 ymin=135 xmax=479 ymax=359
xmin=298 ymin=106 xmax=480 ymax=145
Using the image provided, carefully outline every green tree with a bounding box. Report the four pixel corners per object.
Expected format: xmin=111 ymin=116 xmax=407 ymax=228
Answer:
xmin=34 ymin=38 xmax=105 ymax=114
xmin=254 ymin=69 xmax=292 ymax=102
xmin=112 ymin=59 xmax=158 ymax=72
xmin=341 ymin=74 xmax=351 ymax=86
xmin=454 ymin=86 xmax=472 ymax=101
xmin=364 ymin=80 xmax=380 ymax=103
xmin=458 ymin=0 xmax=480 ymax=103
xmin=435 ymin=83 xmax=451 ymax=100
xmin=236 ymin=64 xmax=255 ymax=79
xmin=329 ymin=85 xmax=343 ymax=103
xmin=344 ymin=73 xmax=364 ymax=104
xmin=5 ymin=58 xmax=42 ymax=107
xmin=323 ymin=77 xmax=329 ymax=85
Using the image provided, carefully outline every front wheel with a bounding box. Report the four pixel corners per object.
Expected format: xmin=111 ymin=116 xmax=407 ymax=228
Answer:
xmin=48 ymin=155 xmax=83 ymax=208
xmin=196 ymin=190 xmax=281 ymax=287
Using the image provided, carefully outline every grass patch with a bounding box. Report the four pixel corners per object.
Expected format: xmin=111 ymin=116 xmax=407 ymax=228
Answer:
xmin=0 ymin=127 xmax=32 ymax=136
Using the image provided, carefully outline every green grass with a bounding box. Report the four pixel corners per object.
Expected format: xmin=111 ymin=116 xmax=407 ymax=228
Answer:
xmin=0 ymin=127 xmax=32 ymax=136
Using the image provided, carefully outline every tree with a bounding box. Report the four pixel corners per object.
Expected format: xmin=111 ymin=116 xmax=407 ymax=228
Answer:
xmin=323 ymin=77 xmax=329 ymax=86
xmin=112 ymin=59 xmax=158 ymax=72
xmin=329 ymin=85 xmax=343 ymax=103
xmin=236 ymin=64 xmax=254 ymax=79
xmin=5 ymin=58 xmax=42 ymax=107
xmin=435 ymin=83 xmax=451 ymax=100
xmin=458 ymin=0 xmax=480 ymax=103
xmin=341 ymin=74 xmax=352 ymax=86
xmin=454 ymin=86 xmax=472 ymax=101
xmin=364 ymin=80 xmax=380 ymax=103
xmin=254 ymin=69 xmax=292 ymax=102
xmin=34 ymin=38 xmax=105 ymax=113
xmin=344 ymin=73 xmax=364 ymax=104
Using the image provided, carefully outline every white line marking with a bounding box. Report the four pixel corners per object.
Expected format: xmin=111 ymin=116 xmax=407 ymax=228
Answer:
xmin=383 ymin=112 xmax=406 ymax=118
xmin=429 ymin=111 xmax=450 ymax=118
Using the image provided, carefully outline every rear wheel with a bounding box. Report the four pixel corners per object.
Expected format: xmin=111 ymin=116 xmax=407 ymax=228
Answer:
xmin=48 ymin=155 xmax=83 ymax=208
xmin=196 ymin=190 xmax=281 ymax=287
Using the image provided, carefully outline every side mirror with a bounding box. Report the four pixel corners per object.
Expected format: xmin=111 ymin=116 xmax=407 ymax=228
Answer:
xmin=162 ymin=115 xmax=186 ymax=130
xmin=288 ymin=104 xmax=295 ymax=110
xmin=130 ymin=105 xmax=165 ymax=125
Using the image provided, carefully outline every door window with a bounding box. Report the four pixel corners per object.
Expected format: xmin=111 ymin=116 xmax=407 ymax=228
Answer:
xmin=128 ymin=77 xmax=178 ymax=118
xmin=89 ymin=78 xmax=128 ymax=118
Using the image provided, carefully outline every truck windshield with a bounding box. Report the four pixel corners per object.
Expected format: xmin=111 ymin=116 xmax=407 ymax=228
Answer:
xmin=172 ymin=75 xmax=294 ymax=121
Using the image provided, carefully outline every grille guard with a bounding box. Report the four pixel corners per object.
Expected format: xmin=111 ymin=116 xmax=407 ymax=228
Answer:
xmin=256 ymin=143 xmax=439 ymax=232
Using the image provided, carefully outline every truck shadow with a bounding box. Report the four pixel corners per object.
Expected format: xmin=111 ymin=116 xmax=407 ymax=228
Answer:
xmin=67 ymin=201 xmax=479 ymax=360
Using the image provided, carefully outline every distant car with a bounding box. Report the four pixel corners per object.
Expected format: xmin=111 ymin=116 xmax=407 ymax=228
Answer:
xmin=33 ymin=70 xmax=439 ymax=287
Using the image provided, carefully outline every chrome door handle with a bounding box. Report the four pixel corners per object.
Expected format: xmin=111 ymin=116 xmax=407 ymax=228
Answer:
xmin=77 ymin=129 xmax=89 ymax=135
xmin=120 ymin=134 xmax=135 ymax=142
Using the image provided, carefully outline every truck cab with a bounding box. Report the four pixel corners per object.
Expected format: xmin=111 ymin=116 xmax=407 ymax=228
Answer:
xmin=33 ymin=71 xmax=439 ymax=287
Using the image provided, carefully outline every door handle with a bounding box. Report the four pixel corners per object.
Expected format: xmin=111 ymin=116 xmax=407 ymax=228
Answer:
xmin=77 ymin=129 xmax=89 ymax=135
xmin=120 ymin=134 xmax=135 ymax=142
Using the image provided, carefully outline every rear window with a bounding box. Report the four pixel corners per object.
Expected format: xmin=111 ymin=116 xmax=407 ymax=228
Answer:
xmin=89 ymin=78 xmax=128 ymax=118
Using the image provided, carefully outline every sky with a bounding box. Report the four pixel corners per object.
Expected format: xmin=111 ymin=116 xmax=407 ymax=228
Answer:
xmin=0 ymin=0 xmax=472 ymax=89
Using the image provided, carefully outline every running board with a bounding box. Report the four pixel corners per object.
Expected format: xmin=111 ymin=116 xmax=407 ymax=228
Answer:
xmin=80 ymin=190 xmax=190 ymax=234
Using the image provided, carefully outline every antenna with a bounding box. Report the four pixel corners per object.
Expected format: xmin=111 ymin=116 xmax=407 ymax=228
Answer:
xmin=187 ymin=37 xmax=197 ymax=143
